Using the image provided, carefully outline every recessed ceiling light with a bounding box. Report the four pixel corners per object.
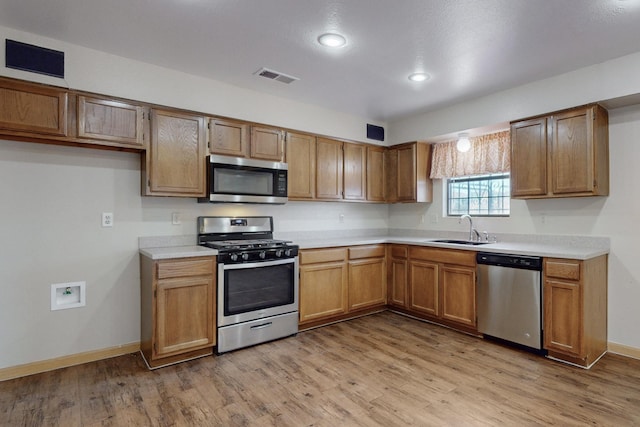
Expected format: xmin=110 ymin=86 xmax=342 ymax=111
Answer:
xmin=318 ymin=33 xmax=347 ymax=48
xmin=408 ymin=72 xmax=430 ymax=82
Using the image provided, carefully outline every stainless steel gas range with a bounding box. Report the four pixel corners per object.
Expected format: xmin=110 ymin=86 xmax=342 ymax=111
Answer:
xmin=197 ymin=216 xmax=299 ymax=354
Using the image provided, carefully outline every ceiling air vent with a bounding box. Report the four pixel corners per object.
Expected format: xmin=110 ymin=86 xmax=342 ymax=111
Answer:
xmin=254 ymin=67 xmax=299 ymax=84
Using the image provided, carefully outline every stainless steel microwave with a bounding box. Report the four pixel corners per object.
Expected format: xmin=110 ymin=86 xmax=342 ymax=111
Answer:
xmin=199 ymin=155 xmax=288 ymax=204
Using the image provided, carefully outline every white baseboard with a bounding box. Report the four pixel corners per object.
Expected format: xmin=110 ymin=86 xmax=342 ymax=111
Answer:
xmin=0 ymin=342 xmax=140 ymax=382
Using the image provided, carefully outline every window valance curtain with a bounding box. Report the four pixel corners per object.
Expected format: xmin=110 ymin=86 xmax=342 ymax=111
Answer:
xmin=429 ymin=130 xmax=511 ymax=179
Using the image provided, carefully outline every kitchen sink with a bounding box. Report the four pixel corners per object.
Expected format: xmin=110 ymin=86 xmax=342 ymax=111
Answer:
xmin=429 ymin=239 xmax=491 ymax=246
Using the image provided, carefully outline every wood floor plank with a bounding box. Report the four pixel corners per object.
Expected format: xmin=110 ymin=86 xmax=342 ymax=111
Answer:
xmin=2 ymin=312 xmax=640 ymax=426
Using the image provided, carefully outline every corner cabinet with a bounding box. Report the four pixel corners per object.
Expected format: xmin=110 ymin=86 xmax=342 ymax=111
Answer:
xmin=511 ymin=104 xmax=609 ymax=199
xmin=543 ymin=256 xmax=607 ymax=368
xmin=140 ymin=255 xmax=216 ymax=369
xmin=299 ymin=245 xmax=387 ymax=329
xmin=385 ymin=142 xmax=433 ymax=203
xmin=143 ymin=108 xmax=207 ymax=197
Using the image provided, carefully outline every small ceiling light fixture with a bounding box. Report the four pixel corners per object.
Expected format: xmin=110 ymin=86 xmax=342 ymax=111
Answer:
xmin=457 ymin=133 xmax=471 ymax=152
xmin=408 ymin=72 xmax=430 ymax=82
xmin=318 ymin=33 xmax=347 ymax=48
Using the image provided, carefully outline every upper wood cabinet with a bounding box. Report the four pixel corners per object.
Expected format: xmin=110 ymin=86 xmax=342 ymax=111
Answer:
xmin=286 ymin=131 xmax=316 ymax=200
xmin=144 ymin=108 xmax=207 ymax=197
xmin=367 ymin=145 xmax=386 ymax=202
xmin=316 ymin=137 xmax=344 ymax=200
xmin=77 ymin=96 xmax=147 ymax=148
xmin=209 ymin=118 xmax=284 ymax=161
xmin=385 ymin=142 xmax=432 ymax=203
xmin=0 ymin=77 xmax=68 ymax=137
xmin=209 ymin=118 xmax=249 ymax=157
xmin=250 ymin=126 xmax=285 ymax=161
xmin=343 ymin=142 xmax=367 ymax=201
xmin=511 ymin=104 xmax=609 ymax=199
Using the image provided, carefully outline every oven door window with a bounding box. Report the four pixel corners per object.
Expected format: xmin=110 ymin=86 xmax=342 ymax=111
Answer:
xmin=223 ymin=262 xmax=294 ymax=316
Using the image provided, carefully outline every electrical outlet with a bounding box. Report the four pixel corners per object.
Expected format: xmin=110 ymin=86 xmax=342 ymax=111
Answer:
xmin=339 ymin=214 xmax=345 ymax=223
xmin=420 ymin=215 xmax=425 ymax=224
xmin=172 ymin=212 xmax=181 ymax=225
xmin=102 ymin=212 xmax=113 ymax=227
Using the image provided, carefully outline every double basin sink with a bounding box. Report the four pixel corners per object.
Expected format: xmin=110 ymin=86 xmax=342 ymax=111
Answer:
xmin=428 ymin=239 xmax=491 ymax=246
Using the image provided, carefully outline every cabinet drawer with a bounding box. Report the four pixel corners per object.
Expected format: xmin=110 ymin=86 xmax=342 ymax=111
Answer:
xmin=156 ymin=257 xmax=214 ymax=279
xmin=349 ymin=245 xmax=385 ymax=260
xmin=300 ymin=248 xmax=347 ymax=265
xmin=390 ymin=245 xmax=408 ymax=259
xmin=545 ymin=259 xmax=581 ymax=281
xmin=409 ymin=246 xmax=476 ymax=267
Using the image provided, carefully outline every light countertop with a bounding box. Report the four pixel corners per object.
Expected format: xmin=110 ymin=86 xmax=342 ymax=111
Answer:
xmin=139 ymin=245 xmax=217 ymax=260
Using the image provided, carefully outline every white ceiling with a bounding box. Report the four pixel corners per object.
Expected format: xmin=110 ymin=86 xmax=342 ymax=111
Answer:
xmin=2 ymin=0 xmax=640 ymax=122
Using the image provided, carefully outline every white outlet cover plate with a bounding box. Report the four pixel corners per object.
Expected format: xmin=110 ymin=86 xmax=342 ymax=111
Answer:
xmin=102 ymin=212 xmax=113 ymax=227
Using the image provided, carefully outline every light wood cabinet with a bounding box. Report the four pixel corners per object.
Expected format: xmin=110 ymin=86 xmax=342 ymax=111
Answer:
xmin=406 ymin=246 xmax=477 ymax=330
xmin=543 ymin=256 xmax=607 ymax=368
xmin=387 ymin=245 xmax=408 ymax=308
xmin=299 ymin=248 xmax=348 ymax=324
xmin=385 ymin=142 xmax=432 ymax=203
xmin=343 ymin=142 xmax=367 ymax=201
xmin=316 ymin=137 xmax=344 ymax=200
xmin=367 ymin=145 xmax=386 ymax=202
xmin=144 ymin=108 xmax=207 ymax=197
xmin=286 ymin=131 xmax=316 ymax=199
xmin=140 ymin=255 xmax=216 ymax=369
xmin=250 ymin=126 xmax=285 ymax=161
xmin=511 ymin=104 xmax=609 ymax=199
xmin=77 ymin=96 xmax=147 ymax=148
xmin=348 ymin=245 xmax=386 ymax=310
xmin=0 ymin=77 xmax=68 ymax=137
xmin=209 ymin=118 xmax=249 ymax=157
xmin=209 ymin=118 xmax=284 ymax=161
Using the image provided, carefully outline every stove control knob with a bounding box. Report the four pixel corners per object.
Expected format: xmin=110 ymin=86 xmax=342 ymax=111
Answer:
xmin=241 ymin=253 xmax=250 ymax=261
xmin=259 ymin=251 xmax=266 ymax=259
xmin=284 ymin=248 xmax=292 ymax=257
xmin=275 ymin=249 xmax=283 ymax=257
xmin=230 ymin=253 xmax=238 ymax=262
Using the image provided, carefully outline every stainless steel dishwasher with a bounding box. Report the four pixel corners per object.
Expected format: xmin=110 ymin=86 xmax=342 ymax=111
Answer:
xmin=476 ymin=252 xmax=543 ymax=351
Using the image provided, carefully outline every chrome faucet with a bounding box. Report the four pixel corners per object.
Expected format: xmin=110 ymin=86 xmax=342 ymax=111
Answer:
xmin=459 ymin=214 xmax=477 ymax=241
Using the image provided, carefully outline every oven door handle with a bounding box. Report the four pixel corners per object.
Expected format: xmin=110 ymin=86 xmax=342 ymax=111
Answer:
xmin=220 ymin=257 xmax=296 ymax=270
xmin=250 ymin=322 xmax=273 ymax=330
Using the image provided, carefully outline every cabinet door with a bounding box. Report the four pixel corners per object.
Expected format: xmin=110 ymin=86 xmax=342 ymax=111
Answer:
xmin=343 ymin=142 xmax=367 ymax=201
xmin=348 ymin=258 xmax=386 ymax=310
xmin=316 ymin=137 xmax=343 ymax=200
xmin=440 ymin=265 xmax=476 ymax=327
xmin=148 ymin=109 xmax=207 ymax=196
xmin=209 ymin=118 xmax=249 ymax=157
xmin=250 ymin=126 xmax=284 ymax=161
xmin=77 ymin=96 xmax=145 ymax=147
xmin=286 ymin=132 xmax=316 ymax=199
xmin=155 ymin=276 xmax=215 ymax=357
xmin=388 ymin=257 xmax=408 ymax=307
xmin=396 ymin=144 xmax=417 ymax=202
xmin=544 ymin=279 xmax=582 ymax=356
xmin=299 ymin=262 xmax=348 ymax=323
xmin=511 ymin=118 xmax=548 ymax=197
xmin=0 ymin=78 xmax=67 ymax=137
xmin=409 ymin=259 xmax=438 ymax=316
xmin=385 ymin=148 xmax=399 ymax=202
xmin=551 ymin=107 xmax=594 ymax=195
xmin=367 ymin=145 xmax=386 ymax=202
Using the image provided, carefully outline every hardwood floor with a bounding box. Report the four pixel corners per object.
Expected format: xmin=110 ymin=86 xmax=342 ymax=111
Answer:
xmin=2 ymin=312 xmax=640 ymax=426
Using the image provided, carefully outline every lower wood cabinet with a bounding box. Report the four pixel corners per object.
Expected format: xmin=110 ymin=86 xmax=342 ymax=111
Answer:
xmin=140 ymin=255 xmax=216 ymax=369
xmin=543 ymin=256 xmax=607 ymax=368
xmin=299 ymin=245 xmax=386 ymax=328
xmin=390 ymin=245 xmax=477 ymax=332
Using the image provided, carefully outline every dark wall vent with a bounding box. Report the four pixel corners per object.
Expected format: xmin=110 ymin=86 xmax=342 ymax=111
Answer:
xmin=5 ymin=39 xmax=65 ymax=78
